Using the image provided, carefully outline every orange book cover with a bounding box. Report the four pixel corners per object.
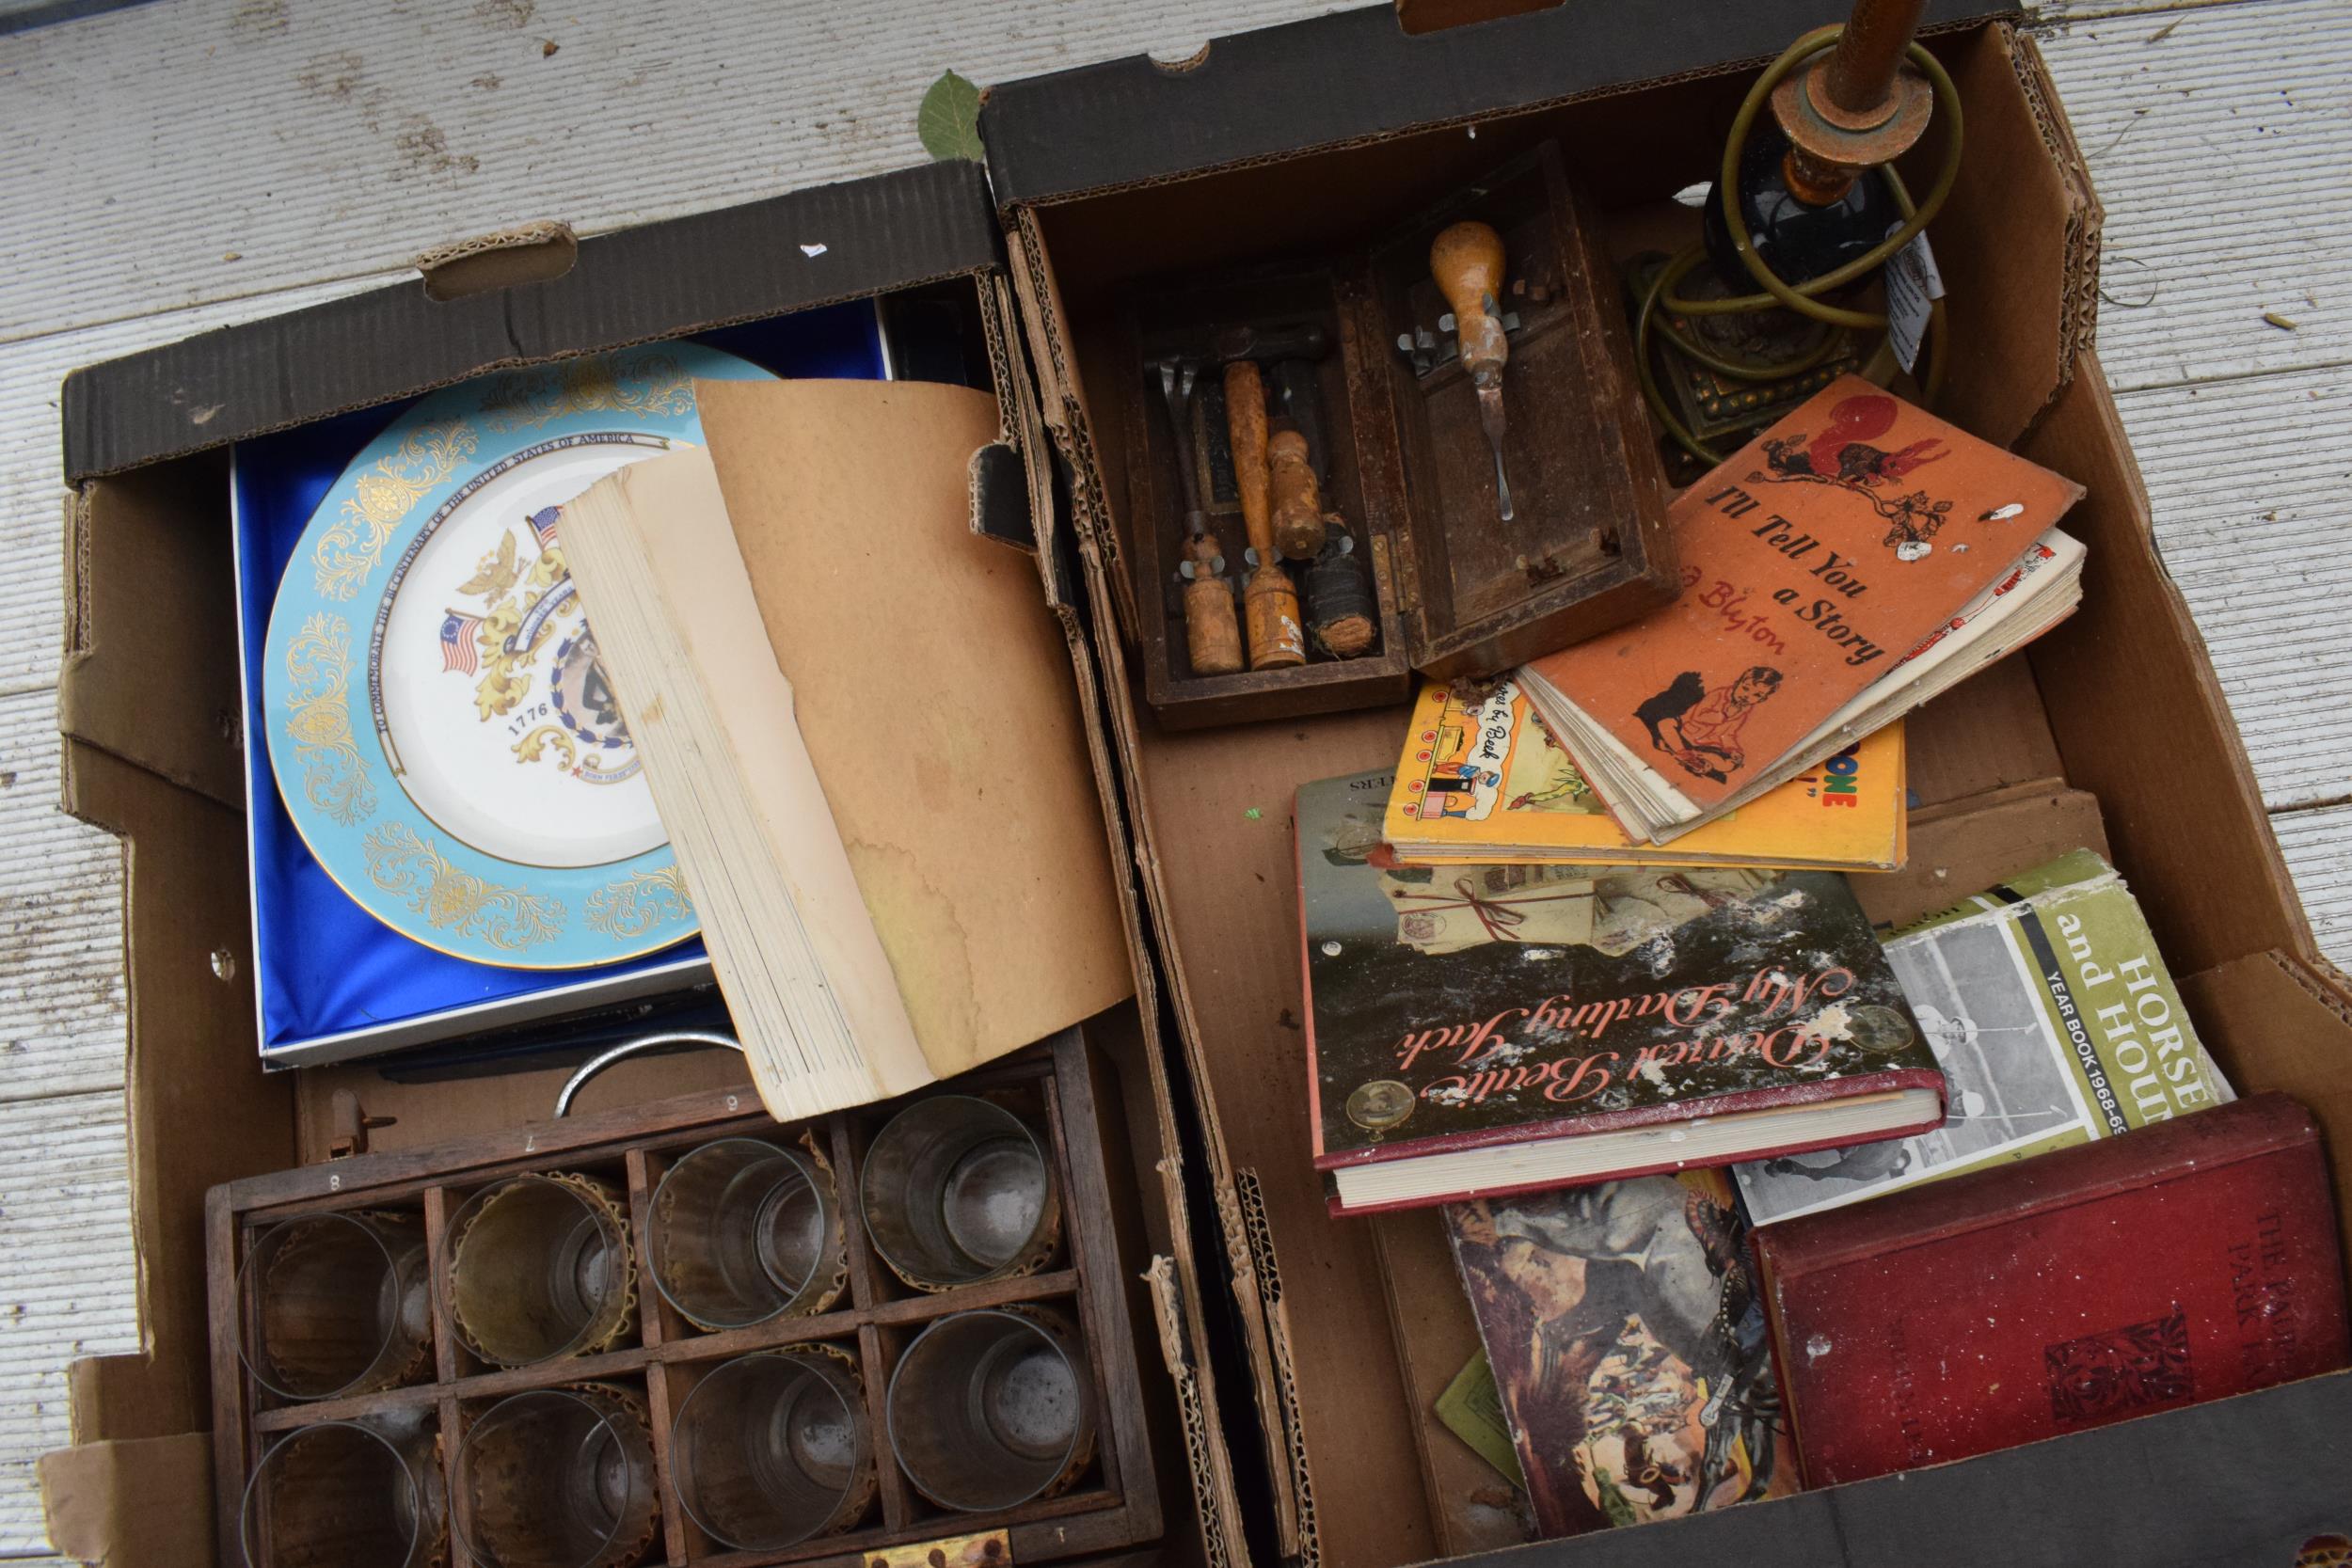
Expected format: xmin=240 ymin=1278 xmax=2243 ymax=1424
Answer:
xmin=1525 ymin=377 xmax=2082 ymax=813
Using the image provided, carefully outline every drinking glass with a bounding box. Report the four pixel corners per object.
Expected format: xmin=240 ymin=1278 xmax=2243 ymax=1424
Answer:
xmin=860 ymin=1098 xmax=1059 ymax=1290
xmin=886 ymin=1307 xmax=1094 ymax=1513
xmin=453 ymin=1385 xmax=659 ymax=1568
xmin=238 ymin=1212 xmax=431 ymax=1401
xmin=441 ymin=1174 xmax=633 ymax=1367
xmin=238 ymin=1418 xmax=443 ymax=1568
xmin=649 ymin=1138 xmax=841 ymax=1330
xmin=671 ymin=1349 xmax=873 ymax=1548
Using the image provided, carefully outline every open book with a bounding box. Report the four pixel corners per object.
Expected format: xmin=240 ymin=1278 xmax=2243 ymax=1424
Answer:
xmin=561 ymin=379 xmax=1133 ymax=1118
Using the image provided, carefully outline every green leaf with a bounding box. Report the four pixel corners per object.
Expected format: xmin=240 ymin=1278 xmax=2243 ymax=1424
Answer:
xmin=918 ymin=71 xmax=984 ymax=163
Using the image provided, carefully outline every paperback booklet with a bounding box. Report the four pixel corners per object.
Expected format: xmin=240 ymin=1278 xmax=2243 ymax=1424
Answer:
xmin=1295 ymin=769 xmax=1945 ymax=1215
xmin=1734 ymin=847 xmax=2233 ymax=1227
xmin=1518 ymin=377 xmax=2085 ymax=844
xmin=1754 ymin=1094 xmax=2348 ymax=1486
xmin=1386 ymin=677 xmax=1906 ymax=871
xmin=1446 ymin=1170 xmax=1799 ymax=1535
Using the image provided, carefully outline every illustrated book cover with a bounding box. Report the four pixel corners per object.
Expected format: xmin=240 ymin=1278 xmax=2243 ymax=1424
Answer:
xmin=1295 ymin=768 xmax=1945 ymax=1214
xmin=1734 ymin=848 xmax=2233 ymax=1226
xmin=1754 ymin=1093 xmax=2350 ymax=1487
xmin=1447 ymin=1170 xmax=1800 ymax=1536
xmin=1518 ymin=376 xmax=2085 ymax=842
xmin=1386 ymin=677 xmax=1906 ymax=872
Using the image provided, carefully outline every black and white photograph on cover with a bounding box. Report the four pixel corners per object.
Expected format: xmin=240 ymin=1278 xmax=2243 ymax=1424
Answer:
xmin=1734 ymin=918 xmax=2089 ymax=1226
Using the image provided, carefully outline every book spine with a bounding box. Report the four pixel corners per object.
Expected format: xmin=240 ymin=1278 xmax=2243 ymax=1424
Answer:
xmin=1314 ymin=1066 xmax=1946 ymax=1173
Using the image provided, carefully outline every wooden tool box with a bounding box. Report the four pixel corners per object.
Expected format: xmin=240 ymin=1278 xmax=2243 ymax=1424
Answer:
xmin=1115 ymin=139 xmax=1676 ymax=728
xmin=39 ymin=3 xmax=2352 ymax=1566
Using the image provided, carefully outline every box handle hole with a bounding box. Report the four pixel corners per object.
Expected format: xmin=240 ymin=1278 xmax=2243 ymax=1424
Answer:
xmin=414 ymin=220 xmax=579 ymax=302
xmin=1393 ymin=0 xmax=1567 ymax=37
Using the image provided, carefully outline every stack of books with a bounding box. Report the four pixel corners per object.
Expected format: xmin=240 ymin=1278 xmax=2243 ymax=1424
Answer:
xmin=1278 ymin=380 xmax=2351 ymax=1543
xmin=1517 ymin=376 xmax=2084 ymax=845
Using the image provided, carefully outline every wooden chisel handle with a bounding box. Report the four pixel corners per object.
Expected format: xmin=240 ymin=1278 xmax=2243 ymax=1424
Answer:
xmin=1183 ymin=535 xmax=1246 ymax=675
xmin=1267 ymin=428 xmax=1327 ymax=561
xmin=1431 ymin=220 xmax=1509 ymax=383
xmin=1225 ymin=361 xmax=1306 ymax=669
xmin=1226 ymin=361 xmax=1275 ymax=561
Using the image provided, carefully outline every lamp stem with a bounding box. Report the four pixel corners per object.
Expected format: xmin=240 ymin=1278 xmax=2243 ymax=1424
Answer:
xmin=1822 ymin=0 xmax=1930 ymax=119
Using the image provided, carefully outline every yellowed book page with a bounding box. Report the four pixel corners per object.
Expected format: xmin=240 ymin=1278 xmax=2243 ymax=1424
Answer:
xmin=696 ymin=378 xmax=1135 ymax=1081
xmin=564 ymin=450 xmax=930 ymax=1116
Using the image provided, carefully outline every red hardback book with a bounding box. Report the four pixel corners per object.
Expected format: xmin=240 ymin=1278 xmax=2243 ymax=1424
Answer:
xmin=1754 ymin=1093 xmax=2350 ymax=1486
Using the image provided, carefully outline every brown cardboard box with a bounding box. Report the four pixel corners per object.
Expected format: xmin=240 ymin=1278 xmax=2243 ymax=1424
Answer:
xmin=981 ymin=3 xmax=2352 ymax=1563
xmin=40 ymin=5 xmax=2352 ymax=1565
xmin=40 ymin=161 xmax=1238 ymax=1568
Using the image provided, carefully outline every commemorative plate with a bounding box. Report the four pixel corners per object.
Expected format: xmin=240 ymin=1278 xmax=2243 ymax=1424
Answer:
xmin=262 ymin=342 xmax=774 ymax=968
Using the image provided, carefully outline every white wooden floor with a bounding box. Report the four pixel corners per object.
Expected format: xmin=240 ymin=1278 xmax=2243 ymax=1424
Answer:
xmin=0 ymin=0 xmax=2339 ymax=1557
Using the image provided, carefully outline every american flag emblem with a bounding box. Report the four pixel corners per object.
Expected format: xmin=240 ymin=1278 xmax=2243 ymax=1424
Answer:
xmin=439 ymin=610 xmax=484 ymax=675
xmin=528 ymin=506 xmax=561 ymax=551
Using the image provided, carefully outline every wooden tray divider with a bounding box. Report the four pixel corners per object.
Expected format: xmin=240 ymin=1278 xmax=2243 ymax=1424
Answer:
xmin=421 ymin=1185 xmax=462 ymax=1385
xmin=437 ymin=1391 xmax=474 ymax=1568
xmin=207 ymin=1030 xmax=1161 ymax=1568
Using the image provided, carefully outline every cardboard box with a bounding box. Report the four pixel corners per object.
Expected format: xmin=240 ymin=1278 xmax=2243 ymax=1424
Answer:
xmin=40 ymin=5 xmax=2352 ymax=1564
xmin=40 ymin=161 xmax=1241 ymax=1567
xmin=981 ymin=3 xmax=2352 ymax=1563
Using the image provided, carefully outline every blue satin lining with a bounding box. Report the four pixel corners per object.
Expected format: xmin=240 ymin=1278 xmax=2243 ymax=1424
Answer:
xmin=234 ymin=304 xmax=886 ymax=1056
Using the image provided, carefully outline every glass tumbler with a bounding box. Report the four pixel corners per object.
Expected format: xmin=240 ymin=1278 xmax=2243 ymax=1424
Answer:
xmin=671 ymin=1349 xmax=873 ymax=1548
xmin=860 ymin=1097 xmax=1059 ymax=1290
xmin=649 ymin=1138 xmax=841 ymax=1330
xmin=453 ymin=1385 xmax=659 ymax=1568
xmin=886 ymin=1307 xmax=1095 ymax=1513
xmin=238 ymin=1212 xmax=431 ymax=1401
xmin=239 ymin=1418 xmax=444 ymax=1568
xmin=441 ymin=1173 xmax=634 ymax=1367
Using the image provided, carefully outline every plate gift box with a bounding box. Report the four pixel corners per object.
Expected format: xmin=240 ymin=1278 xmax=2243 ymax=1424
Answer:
xmin=230 ymin=305 xmax=885 ymax=1065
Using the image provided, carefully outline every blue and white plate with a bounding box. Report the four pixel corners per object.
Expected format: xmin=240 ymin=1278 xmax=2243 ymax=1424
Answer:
xmin=262 ymin=342 xmax=774 ymax=969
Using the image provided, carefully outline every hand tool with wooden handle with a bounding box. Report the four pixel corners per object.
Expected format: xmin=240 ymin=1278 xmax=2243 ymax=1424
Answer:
xmin=1266 ymin=426 xmax=1328 ymax=561
xmin=1270 ymin=358 xmax=1377 ymax=659
xmin=1430 ymin=219 xmax=1517 ymax=522
xmin=1157 ymin=359 xmax=1245 ymax=677
xmin=1224 ymin=361 xmax=1307 ymax=669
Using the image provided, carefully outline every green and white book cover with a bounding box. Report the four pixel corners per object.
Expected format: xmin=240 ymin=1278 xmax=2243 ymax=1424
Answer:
xmin=1734 ymin=849 xmax=2232 ymax=1226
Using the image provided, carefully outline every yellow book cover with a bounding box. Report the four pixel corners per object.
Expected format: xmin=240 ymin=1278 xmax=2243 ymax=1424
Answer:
xmin=1386 ymin=679 xmax=1904 ymax=871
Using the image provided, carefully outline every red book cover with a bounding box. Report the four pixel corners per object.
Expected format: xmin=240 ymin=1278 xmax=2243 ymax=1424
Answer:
xmin=1754 ymin=1094 xmax=2351 ymax=1487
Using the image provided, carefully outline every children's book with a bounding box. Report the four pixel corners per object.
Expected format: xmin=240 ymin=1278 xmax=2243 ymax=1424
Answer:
xmin=1386 ymin=679 xmax=1904 ymax=872
xmin=1518 ymin=376 xmax=2083 ymax=844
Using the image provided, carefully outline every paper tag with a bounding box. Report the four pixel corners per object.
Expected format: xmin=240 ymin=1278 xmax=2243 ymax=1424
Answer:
xmin=1884 ymin=226 xmax=1946 ymax=375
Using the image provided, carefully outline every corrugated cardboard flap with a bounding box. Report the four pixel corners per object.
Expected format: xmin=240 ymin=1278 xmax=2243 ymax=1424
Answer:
xmin=39 ymin=1432 xmax=215 ymax=1568
xmin=980 ymin=0 xmax=2019 ymax=206
xmin=61 ymin=159 xmax=1006 ymax=481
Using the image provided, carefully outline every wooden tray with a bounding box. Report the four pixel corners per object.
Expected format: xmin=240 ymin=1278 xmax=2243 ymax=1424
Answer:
xmin=1115 ymin=140 xmax=1677 ymax=729
xmin=207 ymin=1028 xmax=1162 ymax=1568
